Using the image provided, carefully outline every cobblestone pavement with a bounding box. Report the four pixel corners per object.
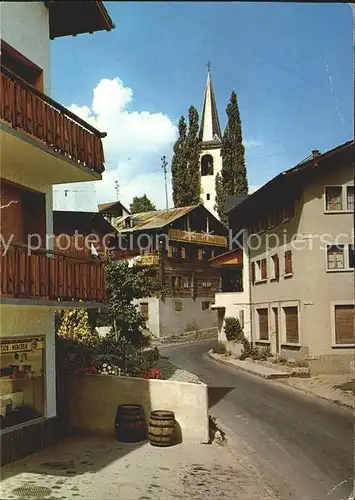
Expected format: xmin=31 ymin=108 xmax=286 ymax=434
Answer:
xmin=0 ymin=435 xmax=277 ymax=500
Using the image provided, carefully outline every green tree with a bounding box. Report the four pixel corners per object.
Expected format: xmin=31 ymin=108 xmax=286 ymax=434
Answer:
xmin=215 ymin=91 xmax=248 ymax=225
xmin=185 ymin=105 xmax=201 ymax=205
xmin=105 ymin=260 xmax=161 ymax=344
xmin=56 ymin=309 xmax=99 ymax=346
xmin=171 ymin=116 xmax=187 ymax=207
xmin=171 ymin=107 xmax=201 ymax=207
xmin=130 ymin=194 xmax=156 ymax=214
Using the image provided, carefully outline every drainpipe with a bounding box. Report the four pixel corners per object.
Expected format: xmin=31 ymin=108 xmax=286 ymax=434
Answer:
xmin=244 ymin=227 xmax=254 ymax=345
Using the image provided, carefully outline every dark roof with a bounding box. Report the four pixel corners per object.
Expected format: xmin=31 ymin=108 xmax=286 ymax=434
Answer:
xmin=199 ymin=70 xmax=222 ymax=143
xmin=47 ymin=1 xmax=115 ymax=40
xmin=116 ymin=206 xmax=198 ymax=232
xmin=223 ymin=195 xmax=249 ymax=214
xmin=53 ymin=211 xmax=116 ymax=235
xmin=228 ymin=140 xmax=354 ymax=217
xmin=98 ymin=201 xmax=130 ymax=215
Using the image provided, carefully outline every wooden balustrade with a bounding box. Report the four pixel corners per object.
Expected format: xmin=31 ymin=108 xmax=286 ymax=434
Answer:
xmin=0 ymin=243 xmax=105 ymax=302
xmin=168 ymin=228 xmax=228 ymax=247
xmin=0 ymin=67 xmax=106 ymax=174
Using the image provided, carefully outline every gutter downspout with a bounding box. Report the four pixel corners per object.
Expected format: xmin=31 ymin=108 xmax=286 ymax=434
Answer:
xmin=244 ymin=226 xmax=254 ymax=345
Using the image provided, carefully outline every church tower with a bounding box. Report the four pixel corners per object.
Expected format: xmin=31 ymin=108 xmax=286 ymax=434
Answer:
xmin=199 ymin=65 xmax=222 ymax=217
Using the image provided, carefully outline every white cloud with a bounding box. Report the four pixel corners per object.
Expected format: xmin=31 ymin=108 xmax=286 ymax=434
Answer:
xmin=54 ymin=77 xmax=177 ymax=211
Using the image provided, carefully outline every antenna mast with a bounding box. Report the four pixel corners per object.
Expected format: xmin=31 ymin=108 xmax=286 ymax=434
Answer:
xmin=114 ymin=180 xmax=119 ymax=201
xmin=161 ymin=156 xmax=168 ymax=211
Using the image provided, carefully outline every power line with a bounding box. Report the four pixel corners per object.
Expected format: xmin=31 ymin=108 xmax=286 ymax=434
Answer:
xmin=167 ymin=3 xmax=348 ymax=99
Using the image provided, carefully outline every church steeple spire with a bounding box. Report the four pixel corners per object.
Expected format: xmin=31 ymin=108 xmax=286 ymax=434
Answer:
xmin=199 ymin=63 xmax=222 ymax=144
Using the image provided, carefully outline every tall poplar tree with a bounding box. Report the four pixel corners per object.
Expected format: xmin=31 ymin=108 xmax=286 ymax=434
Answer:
xmin=171 ymin=106 xmax=201 ymax=207
xmin=215 ymin=91 xmax=248 ymax=225
xmin=185 ymin=105 xmax=201 ymax=206
xmin=171 ymin=116 xmax=187 ymax=207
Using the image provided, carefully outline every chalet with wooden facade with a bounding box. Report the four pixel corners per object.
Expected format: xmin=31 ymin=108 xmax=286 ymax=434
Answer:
xmin=115 ymin=204 xmax=229 ymax=338
xmin=0 ymin=1 xmax=114 ymax=464
xmin=226 ymin=140 xmax=354 ymax=374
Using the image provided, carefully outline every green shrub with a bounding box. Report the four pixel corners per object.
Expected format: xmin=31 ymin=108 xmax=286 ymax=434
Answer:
xmin=224 ymin=317 xmax=244 ymax=342
xmin=213 ymin=341 xmax=227 ymax=354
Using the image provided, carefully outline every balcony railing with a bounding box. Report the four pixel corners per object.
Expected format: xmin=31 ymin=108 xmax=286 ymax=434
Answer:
xmin=0 ymin=243 xmax=105 ymax=302
xmin=168 ymin=229 xmax=228 ymax=247
xmin=135 ymin=254 xmax=160 ymax=266
xmin=0 ymin=67 xmax=106 ymax=174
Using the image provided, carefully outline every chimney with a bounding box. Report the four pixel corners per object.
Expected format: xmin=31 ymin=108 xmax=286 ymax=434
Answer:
xmin=312 ymin=150 xmax=321 ymax=158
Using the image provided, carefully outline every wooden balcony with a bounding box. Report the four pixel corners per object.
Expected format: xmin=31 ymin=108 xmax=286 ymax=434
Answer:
xmin=0 ymin=243 xmax=105 ymax=304
xmin=168 ymin=228 xmax=228 ymax=247
xmin=135 ymin=254 xmax=160 ymax=266
xmin=0 ymin=67 xmax=106 ymax=176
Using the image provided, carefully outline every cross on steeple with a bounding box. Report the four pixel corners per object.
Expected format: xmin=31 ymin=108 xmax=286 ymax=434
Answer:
xmin=206 ymin=61 xmax=211 ymax=72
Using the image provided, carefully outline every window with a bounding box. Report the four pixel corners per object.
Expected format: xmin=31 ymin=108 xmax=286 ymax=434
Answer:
xmin=181 ymin=247 xmax=186 ymax=259
xmin=284 ymin=306 xmax=299 ymax=344
xmin=1 ymin=41 xmax=43 ymax=91
xmin=347 ymin=186 xmax=354 ymax=211
xmin=182 ymin=277 xmax=190 ymax=288
xmin=261 ymin=258 xmax=267 ymax=280
xmin=172 ymin=246 xmax=179 ymax=259
xmin=325 ymin=186 xmax=343 ymax=211
xmin=327 ymin=244 xmax=354 ymax=270
xmin=171 ymin=276 xmax=181 ymax=289
xmin=201 ymin=154 xmax=214 ymax=176
xmin=284 ymin=250 xmax=293 ymax=275
xmin=257 ymin=309 xmax=269 ymax=340
xmin=334 ymin=305 xmax=354 ymax=345
xmin=140 ymin=302 xmax=149 ymax=320
xmin=206 ymin=193 xmax=210 ymax=201
xmin=202 ymin=301 xmax=211 ymax=311
xmin=201 ymin=280 xmax=212 ymax=288
xmin=197 ymin=248 xmax=203 ymax=260
xmin=174 ymin=301 xmax=183 ymax=312
xmin=0 ymin=337 xmax=45 ymax=430
xmin=271 ymin=254 xmax=280 ymax=280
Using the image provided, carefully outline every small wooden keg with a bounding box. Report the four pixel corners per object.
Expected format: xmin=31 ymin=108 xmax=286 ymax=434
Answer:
xmin=148 ymin=410 xmax=176 ymax=447
xmin=115 ymin=404 xmax=146 ymax=443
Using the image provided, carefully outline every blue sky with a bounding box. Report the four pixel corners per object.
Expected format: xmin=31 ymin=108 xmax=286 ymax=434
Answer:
xmin=51 ymin=2 xmax=352 ymax=210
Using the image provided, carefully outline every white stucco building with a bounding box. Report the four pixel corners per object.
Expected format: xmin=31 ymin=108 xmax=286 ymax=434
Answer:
xmin=0 ymin=1 xmax=114 ymax=463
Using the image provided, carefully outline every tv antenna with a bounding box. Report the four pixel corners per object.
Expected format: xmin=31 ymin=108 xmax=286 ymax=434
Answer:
xmin=161 ymin=156 xmax=168 ymax=211
xmin=115 ymin=180 xmax=119 ymax=200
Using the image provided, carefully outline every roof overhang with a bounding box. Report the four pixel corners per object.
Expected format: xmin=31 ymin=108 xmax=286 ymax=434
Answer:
xmin=46 ymin=1 xmax=115 ymax=40
xmin=209 ymin=249 xmax=243 ymax=267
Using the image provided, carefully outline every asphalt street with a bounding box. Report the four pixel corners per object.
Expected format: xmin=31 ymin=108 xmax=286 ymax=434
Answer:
xmin=161 ymin=340 xmax=354 ymax=500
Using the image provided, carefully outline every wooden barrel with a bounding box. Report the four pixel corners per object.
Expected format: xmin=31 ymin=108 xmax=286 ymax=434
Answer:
xmin=115 ymin=404 xmax=146 ymax=443
xmin=148 ymin=410 xmax=176 ymax=447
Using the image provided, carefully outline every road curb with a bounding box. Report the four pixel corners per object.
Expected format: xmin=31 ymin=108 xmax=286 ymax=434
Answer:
xmin=207 ymin=350 xmax=289 ymax=380
xmin=207 ymin=351 xmax=354 ymax=410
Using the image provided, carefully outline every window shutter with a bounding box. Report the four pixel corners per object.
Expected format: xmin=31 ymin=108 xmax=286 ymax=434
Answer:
xmin=258 ymin=309 xmax=269 ymax=340
xmin=181 ymin=247 xmax=186 ymax=259
xmin=251 ymin=262 xmax=255 ymax=283
xmin=275 ymin=255 xmax=280 ymax=278
xmin=285 ymin=251 xmax=292 ymax=274
xmin=168 ymin=246 xmax=172 ymax=258
xmin=284 ymin=306 xmax=299 ymax=343
xmin=261 ymin=258 xmax=267 ymax=280
xmin=335 ymin=305 xmax=354 ymax=344
xmin=197 ymin=248 xmax=203 ymax=260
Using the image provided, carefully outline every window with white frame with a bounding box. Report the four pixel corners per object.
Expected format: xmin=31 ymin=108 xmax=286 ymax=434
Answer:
xmin=327 ymin=244 xmax=354 ymax=270
xmin=333 ymin=304 xmax=354 ymax=345
xmin=271 ymin=254 xmax=280 ymax=279
xmin=325 ymin=185 xmax=354 ymax=212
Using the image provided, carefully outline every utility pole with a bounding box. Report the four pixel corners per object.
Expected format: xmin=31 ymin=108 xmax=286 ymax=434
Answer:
xmin=161 ymin=156 xmax=168 ymax=211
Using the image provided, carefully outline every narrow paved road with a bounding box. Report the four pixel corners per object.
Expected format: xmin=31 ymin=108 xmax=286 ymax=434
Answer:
xmin=161 ymin=340 xmax=354 ymax=500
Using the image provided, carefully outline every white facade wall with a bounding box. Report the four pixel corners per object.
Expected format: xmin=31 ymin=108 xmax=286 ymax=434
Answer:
xmin=1 ymin=1 xmax=51 ymax=93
